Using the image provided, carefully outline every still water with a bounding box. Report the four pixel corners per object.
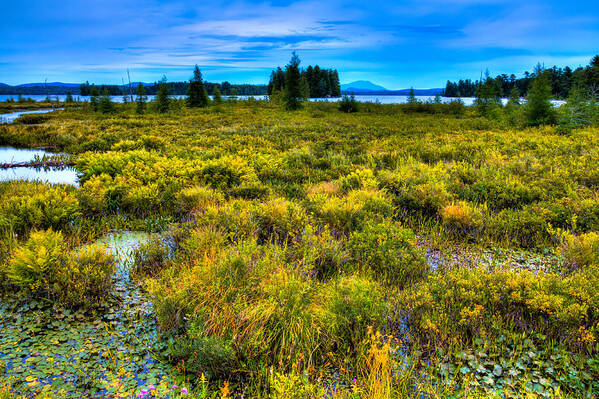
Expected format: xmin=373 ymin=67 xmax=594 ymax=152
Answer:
xmin=0 ymin=108 xmax=58 ymax=123
xmin=0 ymin=147 xmax=78 ymax=186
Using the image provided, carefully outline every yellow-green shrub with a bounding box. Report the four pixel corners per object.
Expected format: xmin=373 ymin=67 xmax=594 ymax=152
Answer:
xmin=4 ymin=229 xmax=115 ymax=306
xmin=401 ymin=265 xmax=599 ymax=350
xmin=348 ymin=221 xmax=428 ymax=287
xmin=252 ymin=198 xmax=308 ymax=243
xmin=440 ymin=201 xmax=485 ymax=239
xmin=0 ymin=184 xmax=80 ymax=234
xmin=310 ymin=189 xmax=393 ymax=235
xmin=560 ymin=231 xmax=599 ymax=269
xmin=175 ymin=185 xmax=224 ymax=215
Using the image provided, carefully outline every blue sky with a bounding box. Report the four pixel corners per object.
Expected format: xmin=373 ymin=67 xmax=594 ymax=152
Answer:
xmin=1 ymin=0 xmax=598 ymax=88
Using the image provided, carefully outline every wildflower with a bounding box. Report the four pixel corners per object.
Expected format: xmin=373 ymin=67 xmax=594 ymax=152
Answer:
xmin=181 ymin=387 xmax=188 ymax=395
xmin=172 ymin=384 xmax=178 ymax=390
xmin=141 ymin=389 xmax=148 ymax=395
xmin=149 ymin=385 xmax=155 ymax=391
xmin=137 ymin=395 xmax=143 ymax=398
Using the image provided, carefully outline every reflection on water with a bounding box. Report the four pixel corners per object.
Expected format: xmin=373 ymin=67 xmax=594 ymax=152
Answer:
xmin=0 ymin=108 xmax=58 ymax=124
xmin=0 ymin=146 xmax=78 ymax=185
xmin=0 ymin=167 xmax=79 ymax=186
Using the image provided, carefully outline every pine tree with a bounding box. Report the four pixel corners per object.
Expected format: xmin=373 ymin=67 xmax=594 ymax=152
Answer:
xmin=284 ymin=52 xmax=303 ymax=110
xmin=98 ymin=87 xmax=115 ymax=114
xmin=157 ymin=76 xmax=170 ymax=113
xmin=330 ymin=70 xmax=341 ymax=97
xmin=525 ymin=70 xmax=557 ymax=126
xmin=89 ymin=85 xmax=99 ymax=111
xmin=187 ymin=65 xmax=210 ymax=107
xmin=407 ymin=87 xmax=417 ymax=103
xmin=136 ymin=83 xmax=147 ymax=114
xmin=507 ymin=87 xmax=521 ymax=106
xmin=213 ymin=85 xmax=223 ymax=104
xmin=65 ymin=92 xmax=73 ymax=103
xmin=475 ymin=75 xmax=502 ymax=117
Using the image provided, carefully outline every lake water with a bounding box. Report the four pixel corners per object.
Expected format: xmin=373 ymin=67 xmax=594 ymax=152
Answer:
xmin=0 ymin=94 xmax=566 ymax=107
xmin=0 ymin=147 xmax=79 ymax=185
xmin=0 ymin=108 xmax=58 ymax=123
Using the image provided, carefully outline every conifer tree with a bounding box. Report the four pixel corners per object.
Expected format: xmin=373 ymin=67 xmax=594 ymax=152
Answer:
xmin=284 ymin=52 xmax=303 ymax=110
xmin=89 ymin=85 xmax=99 ymax=111
xmin=136 ymin=83 xmax=147 ymax=114
xmin=65 ymin=92 xmax=73 ymax=103
xmin=187 ymin=65 xmax=210 ymax=107
xmin=525 ymin=70 xmax=557 ymax=126
xmin=98 ymin=87 xmax=115 ymax=114
xmin=407 ymin=87 xmax=417 ymax=103
xmin=157 ymin=76 xmax=170 ymax=113
xmin=213 ymin=85 xmax=223 ymax=104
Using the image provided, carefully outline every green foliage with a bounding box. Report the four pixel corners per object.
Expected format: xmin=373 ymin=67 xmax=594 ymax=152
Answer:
xmin=284 ymin=52 xmax=303 ymax=111
xmin=525 ymin=71 xmax=558 ymax=126
xmin=560 ymin=231 xmax=599 ymax=269
xmin=187 ymin=65 xmax=210 ymax=108
xmin=135 ymin=82 xmax=147 ymax=114
xmin=339 ymin=94 xmax=359 ymax=113
xmin=402 ymin=265 xmax=599 ymax=350
xmin=348 ymin=221 xmax=428 ymax=286
xmin=167 ymin=334 xmax=234 ymax=379
xmin=4 ymin=229 xmax=115 ymax=306
xmin=156 ymin=76 xmax=170 ymax=113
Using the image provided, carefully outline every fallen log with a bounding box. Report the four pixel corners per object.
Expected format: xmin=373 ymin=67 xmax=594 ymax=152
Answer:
xmin=0 ymin=161 xmax=76 ymax=169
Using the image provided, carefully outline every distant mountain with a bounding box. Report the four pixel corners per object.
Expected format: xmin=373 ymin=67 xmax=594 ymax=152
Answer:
xmin=341 ymin=80 xmax=388 ymax=92
xmin=17 ymin=82 xmax=81 ymax=88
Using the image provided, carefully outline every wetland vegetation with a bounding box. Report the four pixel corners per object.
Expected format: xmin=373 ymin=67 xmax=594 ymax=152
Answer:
xmin=0 ymin=63 xmax=598 ymax=398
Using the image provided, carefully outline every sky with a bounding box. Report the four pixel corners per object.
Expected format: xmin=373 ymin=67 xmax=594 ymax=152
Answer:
xmin=1 ymin=0 xmax=598 ymax=89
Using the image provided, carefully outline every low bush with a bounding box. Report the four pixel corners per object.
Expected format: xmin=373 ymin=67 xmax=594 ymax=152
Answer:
xmin=348 ymin=220 xmax=428 ymax=287
xmin=3 ymin=229 xmax=115 ymax=306
xmin=133 ymin=237 xmax=170 ymax=277
xmin=560 ymin=231 xmax=599 ymax=270
xmin=252 ymin=198 xmax=308 ymax=244
xmin=440 ymin=201 xmax=485 ymax=239
xmin=402 ymin=265 xmax=599 ymax=351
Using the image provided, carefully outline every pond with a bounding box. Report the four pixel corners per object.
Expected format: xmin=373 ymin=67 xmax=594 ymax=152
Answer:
xmin=0 ymin=146 xmax=79 ymax=186
xmin=0 ymin=108 xmax=58 ymax=124
xmin=0 ymin=231 xmax=178 ymax=397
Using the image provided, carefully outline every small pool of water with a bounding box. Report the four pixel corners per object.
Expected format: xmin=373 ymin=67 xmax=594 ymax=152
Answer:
xmin=0 ymin=108 xmax=58 ymax=124
xmin=0 ymin=167 xmax=79 ymax=185
xmin=0 ymin=146 xmax=78 ymax=185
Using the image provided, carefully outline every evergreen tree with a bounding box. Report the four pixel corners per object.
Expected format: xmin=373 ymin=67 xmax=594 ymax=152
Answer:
xmin=525 ymin=70 xmax=557 ymax=126
xmin=475 ymin=75 xmax=502 ymax=117
xmin=507 ymin=86 xmax=521 ymax=106
xmin=213 ymin=85 xmax=223 ymax=104
xmin=221 ymin=81 xmax=231 ymax=96
xmin=98 ymin=88 xmax=115 ymax=114
xmin=187 ymin=65 xmax=210 ymax=107
xmin=330 ymin=70 xmax=341 ymax=97
xmin=284 ymin=52 xmax=303 ymax=110
xmin=65 ymin=92 xmax=73 ymax=103
xmin=157 ymin=76 xmax=170 ymax=113
xmin=89 ymin=85 xmax=99 ymax=111
xmin=407 ymin=87 xmax=417 ymax=103
xmin=559 ymin=85 xmax=594 ymax=132
xmin=300 ymin=75 xmax=310 ymax=99
xmin=136 ymin=83 xmax=147 ymax=114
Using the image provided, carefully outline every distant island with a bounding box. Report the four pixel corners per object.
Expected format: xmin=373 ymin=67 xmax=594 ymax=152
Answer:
xmin=341 ymin=81 xmax=443 ymax=96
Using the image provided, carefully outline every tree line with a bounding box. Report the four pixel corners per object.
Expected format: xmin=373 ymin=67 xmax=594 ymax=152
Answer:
xmin=443 ymin=55 xmax=599 ymax=99
xmin=79 ymin=81 xmax=266 ymax=97
xmin=267 ymin=62 xmax=341 ymax=98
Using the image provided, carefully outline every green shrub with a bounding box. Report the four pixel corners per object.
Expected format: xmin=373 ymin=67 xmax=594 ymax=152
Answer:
xmin=133 ymin=237 xmax=170 ymax=277
xmin=167 ymin=334 xmax=235 ymax=379
xmin=348 ymin=221 xmax=428 ymax=287
xmin=440 ymin=201 xmax=485 ymax=239
xmin=4 ymin=229 xmax=115 ymax=306
xmin=252 ymin=198 xmax=308 ymax=244
xmin=175 ymin=186 xmax=224 ymax=215
xmin=402 ymin=265 xmax=599 ymax=350
xmin=560 ymin=231 xmax=599 ymax=269
xmin=339 ymin=95 xmax=359 ymax=113
xmin=289 ymin=225 xmax=349 ymax=279
xmin=0 ymin=185 xmax=80 ymax=235
xmin=322 ymin=275 xmax=385 ymax=349
xmin=310 ymin=189 xmax=393 ymax=235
